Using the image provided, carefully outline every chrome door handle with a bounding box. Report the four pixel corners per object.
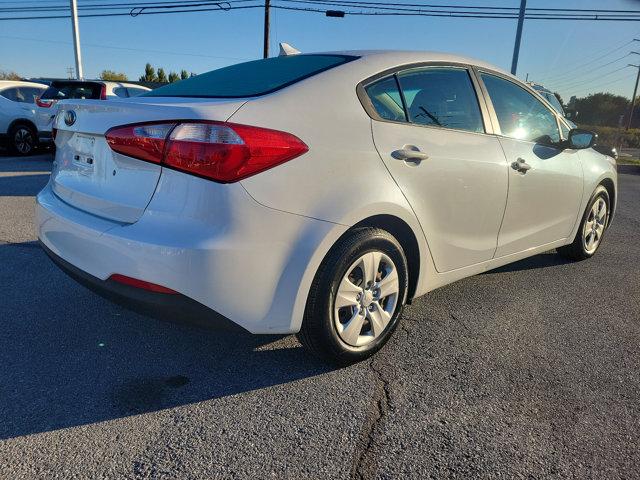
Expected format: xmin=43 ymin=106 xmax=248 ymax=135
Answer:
xmin=511 ymin=158 xmax=532 ymax=173
xmin=392 ymin=146 xmax=429 ymax=161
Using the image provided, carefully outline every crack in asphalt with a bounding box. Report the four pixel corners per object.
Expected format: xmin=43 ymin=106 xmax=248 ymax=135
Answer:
xmin=350 ymin=356 xmax=392 ymax=480
xmin=351 ymin=318 xmax=414 ymax=480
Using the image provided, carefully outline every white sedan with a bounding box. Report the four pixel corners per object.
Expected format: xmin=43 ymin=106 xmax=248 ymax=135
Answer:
xmin=36 ymin=51 xmax=617 ymax=364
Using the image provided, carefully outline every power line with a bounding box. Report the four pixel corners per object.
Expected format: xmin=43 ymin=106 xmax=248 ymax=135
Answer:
xmin=0 ymin=3 xmax=261 ymax=20
xmin=0 ymin=34 xmax=249 ymax=59
xmin=542 ymin=54 xmax=632 ymax=87
xmin=4 ymin=1 xmax=640 ymax=20
xmin=570 ymin=72 xmax=637 ymax=97
xmin=536 ymin=40 xmax=637 ymax=82
xmin=549 ymin=65 xmax=631 ymax=91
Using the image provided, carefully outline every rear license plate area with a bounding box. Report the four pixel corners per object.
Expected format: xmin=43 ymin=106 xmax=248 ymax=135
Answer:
xmin=72 ymin=134 xmax=96 ymax=171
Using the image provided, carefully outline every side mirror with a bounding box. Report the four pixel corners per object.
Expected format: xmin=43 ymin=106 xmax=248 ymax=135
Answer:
xmin=567 ymin=129 xmax=597 ymax=150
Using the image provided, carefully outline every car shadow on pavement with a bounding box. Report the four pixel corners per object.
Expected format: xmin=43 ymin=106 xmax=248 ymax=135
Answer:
xmin=484 ymin=251 xmax=572 ymax=274
xmin=0 ymin=241 xmax=333 ymax=440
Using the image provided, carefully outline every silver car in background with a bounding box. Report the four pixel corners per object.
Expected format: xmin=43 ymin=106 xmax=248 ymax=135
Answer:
xmin=0 ymin=80 xmax=47 ymax=155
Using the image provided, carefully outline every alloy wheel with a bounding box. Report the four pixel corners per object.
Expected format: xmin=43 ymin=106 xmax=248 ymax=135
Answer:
xmin=14 ymin=127 xmax=34 ymax=154
xmin=583 ymin=197 xmax=607 ymax=254
xmin=334 ymin=251 xmax=399 ymax=347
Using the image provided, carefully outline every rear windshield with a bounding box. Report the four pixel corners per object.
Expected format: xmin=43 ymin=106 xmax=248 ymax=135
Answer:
xmin=41 ymin=81 xmax=103 ymax=100
xmin=143 ymin=54 xmax=358 ymax=98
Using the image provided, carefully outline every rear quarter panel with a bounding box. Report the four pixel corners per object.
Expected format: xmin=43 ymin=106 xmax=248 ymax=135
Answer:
xmin=230 ymin=60 xmax=433 ymax=302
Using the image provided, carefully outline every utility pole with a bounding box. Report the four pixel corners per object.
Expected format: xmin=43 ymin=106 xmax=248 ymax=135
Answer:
xmin=69 ymin=0 xmax=83 ymax=79
xmin=510 ymin=0 xmax=526 ymax=75
xmin=627 ymin=63 xmax=640 ymax=130
xmin=263 ymin=0 xmax=270 ymax=59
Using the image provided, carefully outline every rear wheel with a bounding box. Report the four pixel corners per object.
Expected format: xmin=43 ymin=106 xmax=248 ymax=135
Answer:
xmin=557 ymin=185 xmax=610 ymax=261
xmin=9 ymin=123 xmax=37 ymax=156
xmin=297 ymin=228 xmax=408 ymax=365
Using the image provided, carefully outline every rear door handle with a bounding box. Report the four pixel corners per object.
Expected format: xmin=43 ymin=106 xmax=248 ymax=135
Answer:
xmin=511 ymin=158 xmax=532 ymax=173
xmin=392 ymin=145 xmax=429 ymax=162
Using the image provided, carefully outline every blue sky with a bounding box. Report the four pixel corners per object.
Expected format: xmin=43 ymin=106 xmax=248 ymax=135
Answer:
xmin=0 ymin=0 xmax=639 ymax=101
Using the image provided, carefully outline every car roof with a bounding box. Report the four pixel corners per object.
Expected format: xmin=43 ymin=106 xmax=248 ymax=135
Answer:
xmin=319 ymin=50 xmax=515 ymax=79
xmin=0 ymin=80 xmax=48 ymax=89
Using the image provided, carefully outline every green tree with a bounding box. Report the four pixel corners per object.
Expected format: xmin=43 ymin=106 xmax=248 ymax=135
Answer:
xmin=156 ymin=68 xmax=167 ymax=83
xmin=553 ymin=92 xmax=564 ymax=108
xmin=571 ymin=93 xmax=629 ymax=127
xmin=99 ymin=70 xmax=128 ymax=81
xmin=180 ymin=69 xmax=189 ymax=80
xmin=168 ymin=71 xmax=180 ymax=83
xmin=139 ymin=63 xmax=156 ymax=82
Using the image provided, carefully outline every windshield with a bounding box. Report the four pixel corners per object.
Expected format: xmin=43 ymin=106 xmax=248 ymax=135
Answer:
xmin=143 ymin=54 xmax=358 ymax=98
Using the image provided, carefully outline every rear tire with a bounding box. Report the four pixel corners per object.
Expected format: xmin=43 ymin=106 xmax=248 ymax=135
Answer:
xmin=557 ymin=185 xmax=610 ymax=261
xmin=9 ymin=123 xmax=37 ymax=156
xmin=297 ymin=228 xmax=408 ymax=366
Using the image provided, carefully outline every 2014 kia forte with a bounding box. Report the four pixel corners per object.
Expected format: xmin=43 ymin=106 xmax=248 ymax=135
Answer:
xmin=36 ymin=51 xmax=617 ymax=365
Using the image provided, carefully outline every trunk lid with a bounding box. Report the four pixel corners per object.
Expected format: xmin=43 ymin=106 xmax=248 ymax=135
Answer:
xmin=50 ymin=97 xmax=246 ymax=223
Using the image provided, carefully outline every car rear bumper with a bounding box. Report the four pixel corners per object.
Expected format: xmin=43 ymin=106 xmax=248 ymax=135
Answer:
xmin=40 ymin=240 xmax=244 ymax=331
xmin=36 ymin=169 xmax=345 ymax=334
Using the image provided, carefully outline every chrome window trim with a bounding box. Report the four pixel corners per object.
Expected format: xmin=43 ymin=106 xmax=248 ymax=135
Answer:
xmin=473 ymin=68 xmax=563 ymax=143
xmin=356 ymin=61 xmax=497 ymax=136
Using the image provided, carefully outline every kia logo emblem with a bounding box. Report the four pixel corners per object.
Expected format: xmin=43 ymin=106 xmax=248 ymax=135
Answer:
xmin=64 ymin=110 xmax=76 ymax=126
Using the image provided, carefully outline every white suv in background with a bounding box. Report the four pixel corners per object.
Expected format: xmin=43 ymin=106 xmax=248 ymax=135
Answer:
xmin=0 ymin=80 xmax=47 ymax=155
xmin=35 ymin=80 xmax=150 ymax=144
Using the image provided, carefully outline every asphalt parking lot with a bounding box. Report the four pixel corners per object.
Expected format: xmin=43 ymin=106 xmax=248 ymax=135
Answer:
xmin=0 ymin=152 xmax=639 ymax=479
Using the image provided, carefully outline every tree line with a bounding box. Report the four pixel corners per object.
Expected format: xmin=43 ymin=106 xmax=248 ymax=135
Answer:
xmin=98 ymin=64 xmax=196 ymax=83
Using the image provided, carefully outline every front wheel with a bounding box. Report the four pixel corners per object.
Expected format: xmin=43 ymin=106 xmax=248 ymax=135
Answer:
xmin=557 ymin=185 xmax=610 ymax=261
xmin=297 ymin=228 xmax=408 ymax=365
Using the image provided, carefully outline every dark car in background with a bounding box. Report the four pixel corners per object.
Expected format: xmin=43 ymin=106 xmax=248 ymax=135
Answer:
xmin=35 ymin=80 xmax=150 ymax=144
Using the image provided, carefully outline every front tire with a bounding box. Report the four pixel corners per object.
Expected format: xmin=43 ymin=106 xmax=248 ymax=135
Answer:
xmin=557 ymin=185 xmax=610 ymax=261
xmin=297 ymin=228 xmax=408 ymax=366
xmin=9 ymin=123 xmax=37 ymax=156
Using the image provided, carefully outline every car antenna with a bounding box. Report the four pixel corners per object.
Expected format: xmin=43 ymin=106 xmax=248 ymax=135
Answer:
xmin=278 ymin=43 xmax=301 ymax=56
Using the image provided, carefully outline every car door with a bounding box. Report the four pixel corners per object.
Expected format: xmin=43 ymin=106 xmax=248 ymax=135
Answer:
xmin=364 ymin=66 xmax=509 ymax=272
xmin=477 ymin=72 xmax=583 ymax=257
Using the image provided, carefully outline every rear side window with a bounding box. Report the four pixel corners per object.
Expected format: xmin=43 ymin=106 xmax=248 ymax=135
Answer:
xmin=398 ymin=68 xmax=484 ymax=133
xmin=365 ymin=76 xmax=406 ymax=122
xmin=113 ymin=87 xmax=129 ymax=98
xmin=143 ymin=54 xmax=357 ymax=98
xmin=0 ymin=87 xmax=44 ymax=103
xmin=41 ymin=82 xmax=103 ymax=100
xmin=127 ymin=87 xmax=148 ymax=97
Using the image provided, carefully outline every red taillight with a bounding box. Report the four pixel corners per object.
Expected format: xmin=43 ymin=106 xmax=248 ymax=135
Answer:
xmin=36 ymin=97 xmax=55 ymax=108
xmin=105 ymin=121 xmax=308 ymax=183
xmin=100 ymin=84 xmax=107 ymax=100
xmin=109 ymin=274 xmax=177 ymax=294
xmin=106 ymin=123 xmax=176 ymax=164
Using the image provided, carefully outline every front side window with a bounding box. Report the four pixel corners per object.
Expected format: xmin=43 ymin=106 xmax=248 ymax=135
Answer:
xmin=481 ymin=73 xmax=560 ymax=144
xmin=364 ymin=76 xmax=406 ymax=122
xmin=397 ymin=68 xmax=484 ymax=133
